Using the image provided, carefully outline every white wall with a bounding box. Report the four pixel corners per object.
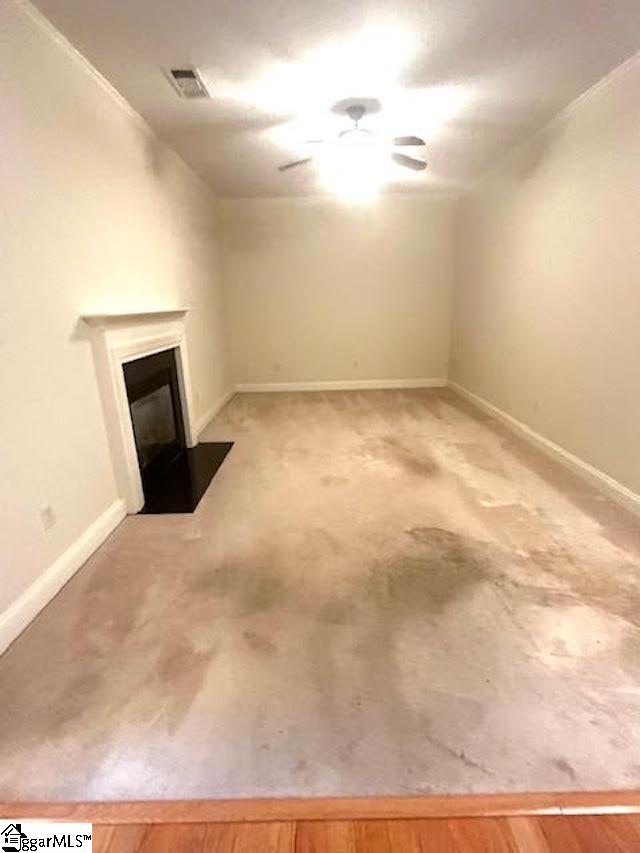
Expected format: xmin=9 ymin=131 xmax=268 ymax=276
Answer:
xmin=218 ymin=195 xmax=455 ymax=387
xmin=0 ymin=0 xmax=228 ymax=626
xmin=451 ymin=53 xmax=640 ymax=497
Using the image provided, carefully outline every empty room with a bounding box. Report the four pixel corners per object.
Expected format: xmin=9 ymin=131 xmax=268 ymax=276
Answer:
xmin=1 ymin=0 xmax=640 ymax=849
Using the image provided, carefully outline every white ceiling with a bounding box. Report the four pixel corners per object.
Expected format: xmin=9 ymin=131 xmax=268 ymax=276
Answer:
xmin=34 ymin=0 xmax=640 ymax=197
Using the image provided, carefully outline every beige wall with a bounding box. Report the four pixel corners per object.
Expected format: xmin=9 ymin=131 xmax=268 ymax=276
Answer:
xmin=0 ymin=1 xmax=228 ymax=618
xmin=218 ymin=195 xmax=455 ymax=386
xmin=451 ymin=54 xmax=640 ymax=496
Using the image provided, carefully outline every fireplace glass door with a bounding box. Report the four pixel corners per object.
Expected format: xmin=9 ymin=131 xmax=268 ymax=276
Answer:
xmin=123 ymin=348 xmax=186 ymax=485
xmin=130 ymin=383 xmax=178 ymax=469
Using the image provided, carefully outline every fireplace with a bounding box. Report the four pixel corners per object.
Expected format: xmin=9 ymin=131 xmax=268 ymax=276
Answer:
xmin=122 ymin=347 xmax=232 ymax=514
xmin=82 ymin=310 xmax=231 ymax=515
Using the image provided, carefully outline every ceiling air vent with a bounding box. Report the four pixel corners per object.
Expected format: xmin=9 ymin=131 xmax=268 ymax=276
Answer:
xmin=166 ymin=67 xmax=210 ymax=99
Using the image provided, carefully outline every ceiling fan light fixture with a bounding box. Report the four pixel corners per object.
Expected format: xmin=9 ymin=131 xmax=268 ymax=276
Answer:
xmin=278 ymin=100 xmax=427 ymax=195
xmin=322 ymin=173 xmax=382 ymax=203
xmin=338 ymin=127 xmax=375 ymax=146
xmin=318 ymin=143 xmax=385 ymax=202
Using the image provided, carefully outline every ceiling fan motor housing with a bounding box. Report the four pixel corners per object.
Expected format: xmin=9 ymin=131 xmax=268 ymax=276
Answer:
xmin=345 ymin=104 xmax=366 ymax=124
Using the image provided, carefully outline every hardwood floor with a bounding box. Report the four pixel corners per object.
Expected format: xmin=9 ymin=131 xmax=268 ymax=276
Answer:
xmin=6 ymin=791 xmax=640 ymax=851
xmin=7 ymin=791 xmax=640 ymax=850
xmin=92 ymin=815 xmax=640 ymax=852
xmin=6 ymin=791 xmax=640 ymax=849
xmin=8 ymin=790 xmax=640 ymax=822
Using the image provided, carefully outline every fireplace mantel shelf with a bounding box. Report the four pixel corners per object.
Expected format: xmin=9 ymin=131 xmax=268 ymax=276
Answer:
xmin=81 ymin=309 xmax=189 ymax=328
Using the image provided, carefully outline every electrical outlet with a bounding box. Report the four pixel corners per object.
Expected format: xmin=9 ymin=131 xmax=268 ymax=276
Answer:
xmin=40 ymin=505 xmax=56 ymax=531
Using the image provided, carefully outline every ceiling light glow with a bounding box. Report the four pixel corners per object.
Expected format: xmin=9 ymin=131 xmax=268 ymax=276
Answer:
xmin=317 ymin=136 xmax=387 ymax=202
xmin=217 ymin=22 xmax=417 ymax=118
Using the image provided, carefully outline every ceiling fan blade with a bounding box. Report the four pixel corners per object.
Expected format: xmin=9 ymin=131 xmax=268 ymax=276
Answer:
xmin=392 ymin=152 xmax=427 ymax=171
xmin=278 ymin=158 xmax=313 ymax=172
xmin=393 ymin=135 xmax=426 ymax=147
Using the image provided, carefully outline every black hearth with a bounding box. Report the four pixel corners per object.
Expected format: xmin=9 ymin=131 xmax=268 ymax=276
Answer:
xmin=123 ymin=349 xmax=232 ymax=513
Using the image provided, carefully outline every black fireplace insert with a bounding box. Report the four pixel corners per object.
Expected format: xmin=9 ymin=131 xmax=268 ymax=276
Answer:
xmin=123 ymin=349 xmax=232 ymax=513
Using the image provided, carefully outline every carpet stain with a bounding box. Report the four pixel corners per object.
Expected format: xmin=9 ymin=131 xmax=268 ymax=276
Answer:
xmin=239 ymin=572 xmax=286 ymax=615
xmin=454 ymin=441 xmax=509 ymax=478
xmin=155 ymin=637 xmax=214 ymax=684
xmin=553 ymin=758 xmax=577 ymax=781
xmin=317 ymin=598 xmax=357 ymax=626
xmin=522 ymin=545 xmax=640 ymax=629
xmin=358 ymin=435 xmax=440 ymax=477
xmin=371 ymin=527 xmax=492 ymax=614
xmin=500 ymin=434 xmax=640 ymax=556
xmin=197 ymin=561 xmax=287 ymax=615
xmin=243 ymin=631 xmax=277 ymax=655
xmin=478 ymin=502 xmax=558 ymax=551
xmin=380 ymin=435 xmax=440 ymax=477
xmin=43 ymin=671 xmax=105 ymax=736
xmin=321 ymin=475 xmax=348 ymax=487
xmin=425 ymin=732 xmax=493 ymax=777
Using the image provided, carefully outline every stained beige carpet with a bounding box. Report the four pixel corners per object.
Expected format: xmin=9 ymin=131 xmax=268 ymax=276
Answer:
xmin=1 ymin=389 xmax=639 ymax=800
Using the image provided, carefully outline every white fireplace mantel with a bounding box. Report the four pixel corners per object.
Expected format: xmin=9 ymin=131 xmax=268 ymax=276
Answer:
xmin=81 ymin=309 xmax=189 ymax=328
xmin=82 ymin=309 xmax=196 ymax=513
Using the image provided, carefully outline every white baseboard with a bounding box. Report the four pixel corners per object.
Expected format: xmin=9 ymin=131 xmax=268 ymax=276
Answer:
xmin=0 ymin=499 xmax=126 ymax=654
xmin=194 ymin=388 xmax=235 ymax=437
xmin=234 ymin=378 xmax=447 ymax=393
xmin=448 ymin=381 xmax=640 ymax=516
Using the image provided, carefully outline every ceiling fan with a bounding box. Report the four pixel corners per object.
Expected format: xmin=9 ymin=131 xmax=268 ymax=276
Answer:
xmin=278 ymin=103 xmax=427 ymax=173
